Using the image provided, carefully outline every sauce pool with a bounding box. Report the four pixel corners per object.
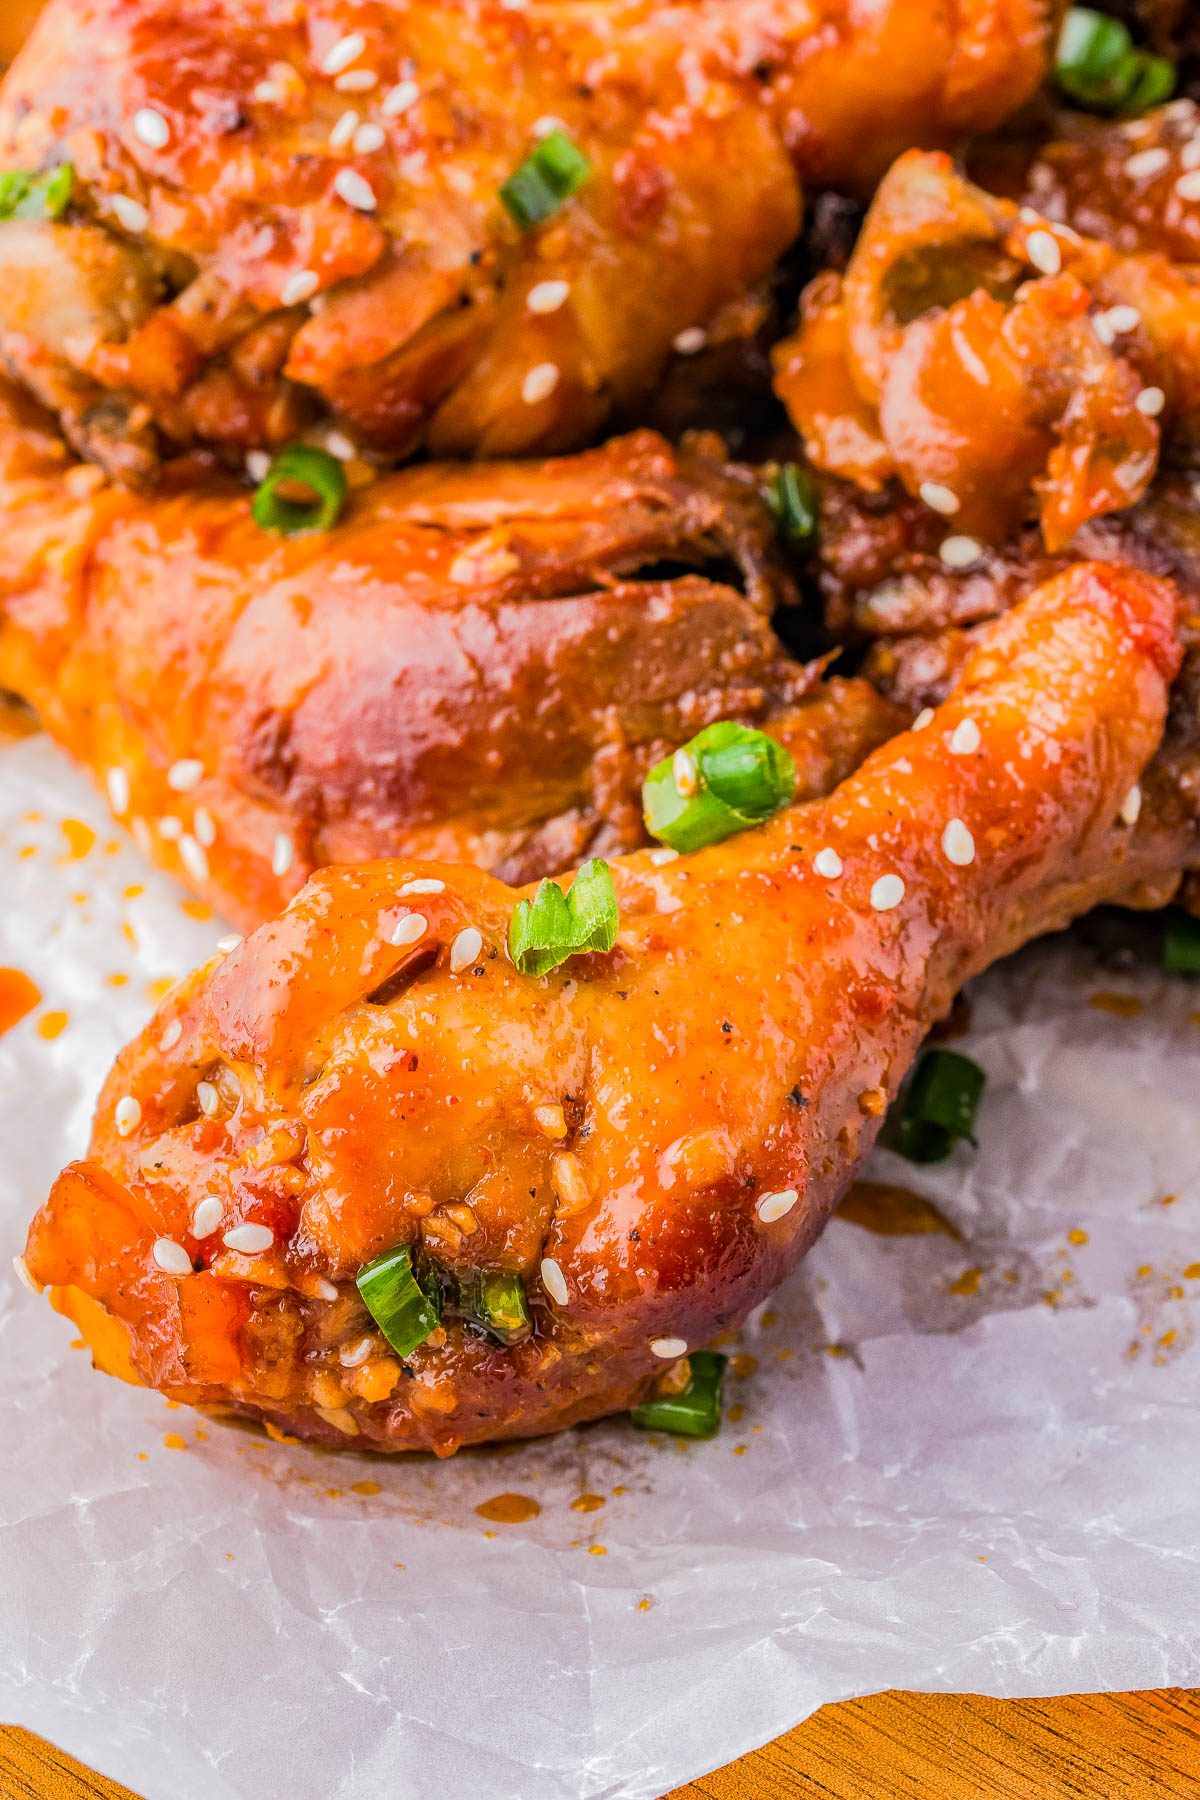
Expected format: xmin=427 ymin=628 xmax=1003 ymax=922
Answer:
xmin=0 ymin=968 xmax=40 ymax=1037
xmin=476 ymin=1492 xmax=540 ymax=1524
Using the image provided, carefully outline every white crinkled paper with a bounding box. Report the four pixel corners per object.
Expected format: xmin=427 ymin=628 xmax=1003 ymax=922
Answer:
xmin=3 ymin=731 xmax=1200 ymax=1800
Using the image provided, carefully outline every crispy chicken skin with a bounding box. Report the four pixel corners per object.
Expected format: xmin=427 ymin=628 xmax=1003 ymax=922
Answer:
xmin=0 ymin=0 xmax=1055 ymax=475
xmin=24 ymin=562 xmax=1192 ymax=1454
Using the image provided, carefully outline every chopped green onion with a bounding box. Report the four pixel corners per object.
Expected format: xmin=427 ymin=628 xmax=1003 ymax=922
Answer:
xmin=896 ymin=1048 xmax=986 ymax=1165
xmin=1054 ymin=8 xmax=1175 ymax=112
xmin=508 ymin=856 xmax=619 ymax=977
xmin=1163 ymin=910 xmax=1200 ymax=975
xmin=499 ymin=129 xmax=592 ymax=230
xmin=449 ymin=1269 xmax=532 ymax=1344
xmin=0 ymin=163 xmax=74 ymax=222
xmin=642 ymin=720 xmax=797 ymax=854
xmin=356 ymin=1245 xmax=441 ymax=1358
xmin=631 ymin=1350 xmax=727 ymax=1439
xmin=251 ymin=444 xmax=347 ymax=536
xmin=766 ymin=462 xmax=817 ymax=543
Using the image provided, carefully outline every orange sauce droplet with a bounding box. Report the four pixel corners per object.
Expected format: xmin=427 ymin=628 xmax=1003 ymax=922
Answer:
xmin=163 ymin=1434 xmax=186 ymax=1451
xmin=727 ymin=1403 xmax=745 ymax=1424
xmin=1185 ymin=1263 xmax=1200 ymax=1280
xmin=36 ymin=1011 xmax=68 ymax=1040
xmin=571 ymin=1493 xmax=605 ymax=1514
xmin=588 ymin=1544 xmax=607 ymax=1555
xmin=730 ymin=1353 xmax=758 ymax=1378
xmin=1089 ymin=991 xmax=1142 ymax=1018
xmin=351 ymin=1480 xmax=382 ymax=1497
xmin=181 ymin=900 xmax=212 ymax=921
xmin=60 ymin=818 xmax=96 ymax=860
xmin=733 ymin=1444 xmax=748 ymax=1456
xmin=1067 ymin=1229 xmax=1089 ymax=1247
xmin=107 ymin=973 xmax=129 ymax=988
xmin=476 ymin=1492 xmax=541 ymax=1524
xmin=124 ymin=884 xmax=144 ymax=900
xmin=637 ymin=1596 xmax=654 ymax=1612
xmin=838 ymin=1181 xmax=962 ymax=1239
xmin=0 ymin=968 xmax=40 ymax=1037
xmin=949 ymin=1267 xmax=983 ymax=1297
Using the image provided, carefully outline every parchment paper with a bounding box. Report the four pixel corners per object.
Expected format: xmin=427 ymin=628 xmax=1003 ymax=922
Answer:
xmin=3 ymin=731 xmax=1200 ymax=1800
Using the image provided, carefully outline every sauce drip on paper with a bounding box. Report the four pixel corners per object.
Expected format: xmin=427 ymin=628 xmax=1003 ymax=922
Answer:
xmin=836 ymin=1181 xmax=962 ymax=1239
xmin=476 ymin=1492 xmax=541 ymax=1524
xmin=0 ymin=968 xmax=40 ymax=1037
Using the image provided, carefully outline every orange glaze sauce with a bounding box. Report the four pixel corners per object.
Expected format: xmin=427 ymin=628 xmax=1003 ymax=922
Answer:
xmin=476 ymin=1493 xmax=541 ymax=1524
xmin=0 ymin=968 xmax=40 ymax=1037
xmin=837 ymin=1181 xmax=962 ymax=1239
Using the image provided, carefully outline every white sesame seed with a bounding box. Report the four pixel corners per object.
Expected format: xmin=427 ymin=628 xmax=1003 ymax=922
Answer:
xmin=673 ymin=326 xmax=707 ymax=355
xmin=941 ymin=818 xmax=975 ymax=866
xmin=178 ymin=833 xmax=209 ymax=883
xmin=1025 ymin=228 xmax=1061 ymax=275
xmin=398 ymin=878 xmax=445 ymax=896
xmin=332 ymin=167 xmax=376 ymax=211
xmin=12 ymin=1254 xmax=41 ymax=1296
xmin=216 ymin=932 xmax=243 ymax=954
xmin=1164 ymin=99 xmax=1197 ymax=120
xmin=106 ymin=766 xmax=131 ymax=817
xmin=193 ymin=806 xmax=216 ymax=848
xmin=382 ymin=79 xmax=420 ymax=116
xmin=540 ymin=1256 xmax=569 ymax=1305
xmin=1119 ymin=784 xmax=1142 ymax=826
xmin=132 ymin=107 xmax=170 ymax=149
xmin=159 ymin=1018 xmax=184 ymax=1052
xmin=321 ymin=31 xmax=366 ymax=75
xmin=187 ymin=1199 xmax=221 ymax=1240
xmin=130 ymin=817 xmax=152 ymax=857
xmin=157 ymin=815 xmax=182 ymax=840
xmin=390 ymin=912 xmax=427 ymax=946
xmin=153 ymin=1237 xmax=192 ymax=1275
xmin=912 ymin=707 xmax=935 ymax=731
xmin=314 ymin=1278 xmax=339 ymax=1301
xmin=650 ymin=1336 xmax=688 ymax=1359
xmin=222 ymin=1222 xmax=275 ymax=1254
xmin=339 ymin=1335 xmax=375 ymax=1367
xmin=1136 ymin=386 xmax=1165 ymax=417
xmin=272 ymin=832 xmax=294 ymax=877
xmin=329 ymin=108 xmax=360 ymax=149
xmin=335 ymin=68 xmax=378 ymax=92
xmin=352 ymin=121 xmax=385 ymax=153
xmin=1176 ymin=170 xmax=1200 ymax=202
xmin=1092 ymin=310 xmax=1116 ymax=346
xmin=948 ymin=717 xmax=981 ymax=755
xmin=115 ymin=1095 xmax=142 ymax=1137
xmin=527 ymin=278 xmax=570 ymax=314
xmin=673 ymin=749 xmax=699 ymax=798
xmin=649 ymin=846 xmax=679 ymax=866
xmin=253 ymin=80 xmax=283 ymax=103
xmin=281 ymin=268 xmax=320 ymax=307
xmin=939 ymin=534 xmax=983 ymax=569
xmin=532 ymin=114 xmax=566 ymax=137
xmin=869 ymin=873 xmax=905 ymax=911
xmin=111 ymin=194 xmax=149 ymax=233
xmin=814 ymin=847 xmax=843 ymax=879
xmin=450 ymin=926 xmax=483 ymax=972
xmin=167 ymin=757 xmax=204 ymax=792
xmin=246 ymin=449 xmax=271 ymax=483
xmin=1125 ymin=147 xmax=1170 ymax=180
xmin=324 ymin=429 xmax=357 ymax=462
xmin=1182 ymin=137 xmax=1200 ymax=171
xmin=756 ymin=1188 xmax=798 ymax=1223
xmin=919 ymin=481 xmax=960 ymax=516
xmin=1106 ymin=305 xmax=1141 ymax=334
xmin=521 ymin=361 xmax=560 ymax=404
xmin=196 ymin=1080 xmax=220 ymax=1117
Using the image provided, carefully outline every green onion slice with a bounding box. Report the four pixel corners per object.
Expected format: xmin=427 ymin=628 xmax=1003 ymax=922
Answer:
xmin=508 ymin=856 xmax=619 ymax=977
xmin=1054 ymin=8 xmax=1175 ymax=112
xmin=499 ymin=129 xmax=592 ymax=230
xmin=766 ymin=462 xmax=817 ymax=543
xmin=1120 ymin=53 xmax=1176 ymax=113
xmin=251 ymin=444 xmax=347 ymax=536
xmin=0 ymin=163 xmax=74 ymax=222
xmin=449 ymin=1269 xmax=532 ymax=1344
xmin=630 ymin=1350 xmax=727 ymax=1439
xmin=896 ymin=1048 xmax=986 ymax=1165
xmin=642 ymin=720 xmax=797 ymax=854
xmin=356 ymin=1245 xmax=441 ymax=1358
xmin=1163 ymin=910 xmax=1200 ymax=976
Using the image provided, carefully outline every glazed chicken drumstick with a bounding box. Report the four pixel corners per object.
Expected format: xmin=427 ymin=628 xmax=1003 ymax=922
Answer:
xmin=22 ymin=562 xmax=1190 ymax=1454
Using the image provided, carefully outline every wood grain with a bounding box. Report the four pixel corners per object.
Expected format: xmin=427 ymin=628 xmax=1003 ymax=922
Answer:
xmin=6 ymin=1691 xmax=1200 ymax=1799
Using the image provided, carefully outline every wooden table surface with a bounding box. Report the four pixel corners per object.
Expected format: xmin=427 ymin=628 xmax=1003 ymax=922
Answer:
xmin=6 ymin=1690 xmax=1200 ymax=1798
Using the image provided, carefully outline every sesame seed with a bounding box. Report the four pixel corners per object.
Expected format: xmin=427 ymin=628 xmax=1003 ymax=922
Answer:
xmin=869 ymin=873 xmax=905 ymax=911
xmin=551 ymin=1151 xmax=590 ymax=1214
xmin=1182 ymin=137 xmax=1200 ymax=171
xmin=756 ymin=1188 xmax=798 ymax=1223
xmin=191 ymin=1201 xmax=223 ymax=1239
xmin=335 ymin=69 xmax=378 ymax=92
xmin=540 ymin=1257 xmax=569 ymax=1305
xmin=912 ymin=707 xmax=935 ymax=731
xmin=339 ymin=1335 xmax=375 ymax=1367
xmin=193 ymin=806 xmax=216 ymax=847
xmin=111 ymin=194 xmax=149 ymax=233
xmin=324 ymin=429 xmax=357 ymax=461
xmin=281 ymin=269 xmax=320 ymax=307
xmin=106 ymin=767 xmax=131 ymax=817
xmin=272 ymin=832 xmax=294 ymax=877
xmin=178 ymin=834 xmax=209 ymax=883
xmin=253 ymin=80 xmax=283 ymax=103
xmin=153 ymin=1237 xmax=192 ymax=1275
xmin=159 ymin=1019 xmax=183 ymax=1052
xmin=246 ymin=450 xmax=271 ymax=483
xmin=649 ymin=846 xmax=679 ymax=866
xmin=919 ymin=481 xmax=960 ymax=515
xmin=673 ymin=326 xmax=707 ymax=355
xmin=167 ymin=757 xmax=204 ymax=792
xmin=527 ymin=278 xmax=570 ymax=314
xmin=814 ymin=847 xmax=843 ymax=879
xmin=673 ymin=749 xmax=698 ymax=798
xmin=333 ymin=167 xmax=377 ymax=211
xmin=222 ymin=1222 xmax=275 ymax=1254
xmin=450 ymin=926 xmax=483 ymax=972
xmin=1136 ymin=386 xmax=1165 ymax=416
xmin=398 ymin=878 xmax=445 ymax=896
xmin=941 ymin=818 xmax=975 ymax=866
xmin=329 ymin=108 xmax=359 ymax=149
xmin=1092 ymin=311 xmax=1116 ymax=346
xmin=12 ymin=1254 xmax=41 ymax=1296
xmin=939 ymin=534 xmax=982 ymax=569
xmin=157 ymin=815 xmax=182 ymax=840
xmin=320 ymin=32 xmax=366 ymax=75
xmin=521 ymin=362 xmax=560 ymax=404
xmin=115 ymin=1095 xmax=142 ymax=1136
xmin=948 ymin=717 xmax=981 ymax=755
xmin=532 ymin=114 xmax=566 ymax=137
xmin=352 ymin=121 xmax=385 ymax=153
xmin=216 ymin=932 xmax=243 ymax=954
xmin=1164 ymin=98 xmax=1197 ymax=121
xmin=1176 ymin=170 xmax=1200 ymax=201
xmin=650 ymin=1336 xmax=688 ymax=1359
xmin=132 ymin=107 xmax=170 ymax=149
xmin=1025 ymin=228 xmax=1061 ymax=275
xmin=382 ymin=79 xmax=420 ymax=116
xmin=1106 ymin=305 xmax=1141 ymax=334
xmin=196 ymin=1081 xmax=220 ymax=1116
xmin=1119 ymin=784 xmax=1142 ymax=826
xmin=1125 ymin=147 xmax=1170 ymax=180
xmin=390 ymin=912 xmax=427 ymax=946
xmin=314 ymin=1278 xmax=338 ymax=1301
xmin=130 ymin=817 xmax=152 ymax=856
